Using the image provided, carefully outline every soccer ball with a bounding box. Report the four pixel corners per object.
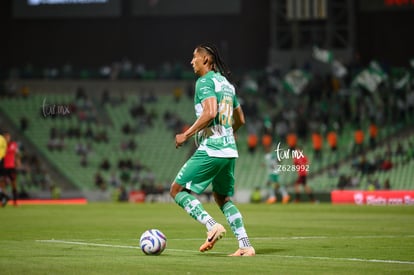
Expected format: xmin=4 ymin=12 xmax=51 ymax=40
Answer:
xmin=139 ymin=229 xmax=167 ymax=255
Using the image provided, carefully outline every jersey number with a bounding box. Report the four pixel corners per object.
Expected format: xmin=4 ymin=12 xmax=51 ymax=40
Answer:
xmin=218 ymin=97 xmax=232 ymax=126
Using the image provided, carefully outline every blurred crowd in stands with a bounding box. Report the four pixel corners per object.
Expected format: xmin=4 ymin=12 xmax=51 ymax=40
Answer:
xmin=234 ymin=54 xmax=414 ymax=192
xmin=3 ymin=59 xmax=190 ymax=81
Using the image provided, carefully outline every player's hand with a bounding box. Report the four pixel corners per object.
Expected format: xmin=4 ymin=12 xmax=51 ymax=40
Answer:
xmin=175 ymin=133 xmax=187 ymax=148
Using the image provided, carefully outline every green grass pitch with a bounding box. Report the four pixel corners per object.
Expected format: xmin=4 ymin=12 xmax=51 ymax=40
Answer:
xmin=1 ymin=202 xmax=413 ymax=274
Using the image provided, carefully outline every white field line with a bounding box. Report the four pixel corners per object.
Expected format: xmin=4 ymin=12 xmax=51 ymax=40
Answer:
xmin=36 ymin=238 xmax=414 ymax=265
xmin=35 ymin=239 xmax=221 ymax=253
xmin=165 ymin=235 xmax=414 ymax=241
xmin=47 ymin=235 xmax=414 ymax=242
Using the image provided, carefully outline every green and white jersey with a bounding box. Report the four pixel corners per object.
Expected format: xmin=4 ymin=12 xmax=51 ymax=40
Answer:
xmin=194 ymin=71 xmax=240 ymax=158
xmin=264 ymin=151 xmax=279 ymax=176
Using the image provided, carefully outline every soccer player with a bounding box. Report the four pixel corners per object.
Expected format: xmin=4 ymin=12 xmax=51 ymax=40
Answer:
xmin=0 ymin=132 xmax=8 ymax=207
xmin=1 ymin=132 xmax=20 ymax=206
xmin=293 ymin=150 xmax=315 ymax=203
xmin=264 ymin=146 xmax=290 ymax=204
xmin=170 ymin=43 xmax=255 ymax=256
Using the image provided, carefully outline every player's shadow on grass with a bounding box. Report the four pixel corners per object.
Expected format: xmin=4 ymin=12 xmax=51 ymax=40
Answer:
xmin=256 ymin=248 xmax=288 ymax=255
xmin=202 ymin=248 xmax=288 ymax=257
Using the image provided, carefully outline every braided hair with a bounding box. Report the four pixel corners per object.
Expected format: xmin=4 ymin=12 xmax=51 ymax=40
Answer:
xmin=197 ymin=42 xmax=232 ymax=81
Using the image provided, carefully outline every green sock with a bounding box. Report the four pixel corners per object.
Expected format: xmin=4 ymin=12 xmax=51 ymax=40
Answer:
xmin=174 ymin=191 xmax=216 ymax=230
xmin=221 ymin=201 xmax=252 ymax=248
